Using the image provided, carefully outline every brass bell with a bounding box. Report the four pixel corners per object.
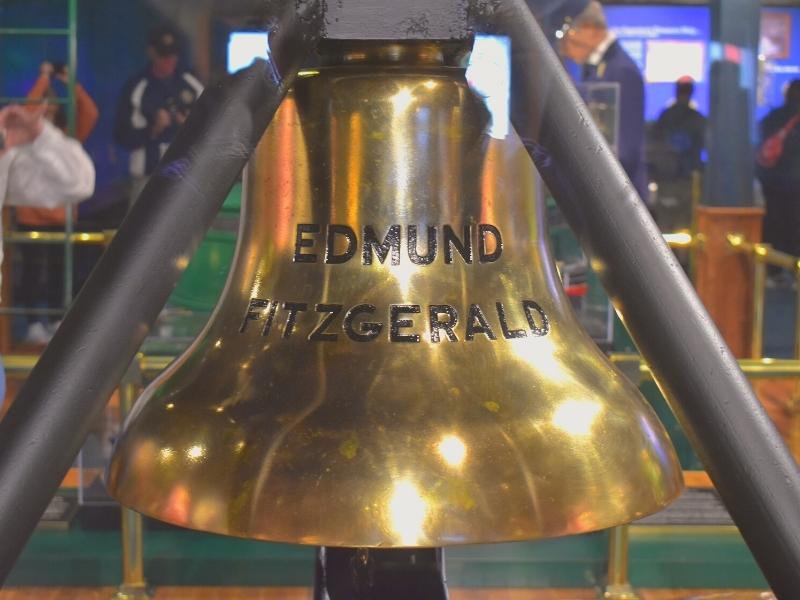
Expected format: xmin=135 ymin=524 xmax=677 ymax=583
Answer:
xmin=108 ymin=40 xmax=683 ymax=547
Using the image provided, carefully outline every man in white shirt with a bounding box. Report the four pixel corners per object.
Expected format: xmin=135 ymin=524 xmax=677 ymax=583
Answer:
xmin=0 ymin=104 xmax=95 ymax=412
xmin=0 ymin=105 xmax=95 ymax=217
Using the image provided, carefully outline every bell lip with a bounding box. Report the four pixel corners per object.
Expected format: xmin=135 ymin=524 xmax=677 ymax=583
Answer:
xmin=106 ymin=474 xmax=684 ymax=548
xmin=318 ymin=39 xmax=472 ymax=67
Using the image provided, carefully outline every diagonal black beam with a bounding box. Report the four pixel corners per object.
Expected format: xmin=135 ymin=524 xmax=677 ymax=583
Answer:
xmin=472 ymin=1 xmax=800 ymax=596
xmin=0 ymin=1 xmax=323 ymax=584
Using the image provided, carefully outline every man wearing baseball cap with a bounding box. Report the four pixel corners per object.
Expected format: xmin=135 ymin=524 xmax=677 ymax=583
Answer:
xmin=527 ymin=0 xmax=591 ymax=42
xmin=114 ymin=24 xmax=204 ymax=197
xmin=555 ymin=1 xmax=648 ymax=201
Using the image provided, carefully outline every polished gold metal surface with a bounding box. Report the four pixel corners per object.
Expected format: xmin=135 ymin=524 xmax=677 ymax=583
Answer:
xmin=604 ymin=525 xmax=639 ymax=600
xmin=3 ymin=230 xmax=112 ymax=245
xmin=108 ymin=49 xmax=682 ymax=546
xmin=114 ymin=371 xmax=151 ymax=600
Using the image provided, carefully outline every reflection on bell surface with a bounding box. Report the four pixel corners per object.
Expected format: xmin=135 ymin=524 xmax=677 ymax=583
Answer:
xmin=107 ymin=40 xmax=683 ymax=547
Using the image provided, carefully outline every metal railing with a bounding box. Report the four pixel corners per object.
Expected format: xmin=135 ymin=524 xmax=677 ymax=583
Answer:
xmin=603 ymin=228 xmax=794 ymax=599
xmin=3 ymin=231 xmax=113 ymax=246
xmin=727 ymin=233 xmax=800 ymax=466
xmin=0 ymin=230 xmax=113 ymax=317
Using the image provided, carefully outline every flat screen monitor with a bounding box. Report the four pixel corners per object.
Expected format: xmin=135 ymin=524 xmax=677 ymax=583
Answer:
xmin=759 ymin=8 xmax=800 ymax=121
xmin=606 ymin=5 xmax=800 ymax=123
xmin=227 ymin=31 xmax=270 ymax=74
xmin=604 ymin=5 xmax=711 ymax=122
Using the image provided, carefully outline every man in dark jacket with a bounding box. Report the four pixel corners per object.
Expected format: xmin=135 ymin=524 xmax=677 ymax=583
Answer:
xmin=651 ymin=78 xmax=707 ymax=231
xmin=558 ymin=1 xmax=648 ymax=200
xmin=758 ymin=79 xmax=800 ymax=261
xmin=114 ymin=24 xmax=204 ymax=182
xmin=655 ymin=78 xmax=706 ymax=180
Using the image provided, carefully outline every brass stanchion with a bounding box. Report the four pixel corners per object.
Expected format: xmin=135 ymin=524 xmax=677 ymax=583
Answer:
xmin=689 ymin=170 xmax=702 ymax=280
xmin=113 ymin=363 xmax=150 ymax=600
xmin=751 ymin=244 xmax=769 ymax=360
xmin=791 ymin=266 xmax=800 ymax=462
xmin=726 ymin=235 xmax=800 ymax=460
xmin=603 ymin=525 xmax=639 ymax=600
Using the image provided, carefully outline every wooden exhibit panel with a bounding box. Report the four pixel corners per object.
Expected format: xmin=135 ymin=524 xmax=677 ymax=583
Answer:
xmin=694 ymin=206 xmax=764 ymax=358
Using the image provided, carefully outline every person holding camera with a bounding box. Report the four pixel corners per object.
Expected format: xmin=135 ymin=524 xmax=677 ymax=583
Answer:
xmin=0 ymin=105 xmax=95 ymax=253
xmin=113 ymin=24 xmax=204 ymax=192
xmin=28 ymin=60 xmax=99 ymax=142
xmin=14 ymin=61 xmax=100 ymax=344
xmin=0 ymin=104 xmax=95 ymax=408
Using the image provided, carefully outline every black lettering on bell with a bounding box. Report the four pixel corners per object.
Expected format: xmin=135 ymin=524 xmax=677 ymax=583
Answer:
xmin=523 ymin=300 xmax=550 ymax=337
xmin=240 ymin=298 xmax=269 ymax=333
xmin=261 ymin=301 xmax=279 ymax=337
xmin=479 ymin=224 xmax=503 ymax=263
xmin=429 ymin=305 xmax=459 ymax=343
xmin=344 ymin=304 xmax=383 ymax=342
xmin=309 ymin=304 xmax=343 ymax=342
xmin=363 ymin=225 xmax=401 ymax=266
xmin=390 ymin=305 xmax=421 ymax=343
xmin=496 ymin=302 xmax=527 ymax=339
xmin=465 ymin=304 xmax=497 ymax=341
xmin=443 ymin=225 xmax=473 ymax=264
xmin=282 ymin=302 xmax=308 ymax=339
xmin=326 ymin=225 xmax=357 ymax=264
xmin=408 ymin=225 xmax=438 ymax=265
xmin=294 ymin=224 xmax=320 ymax=263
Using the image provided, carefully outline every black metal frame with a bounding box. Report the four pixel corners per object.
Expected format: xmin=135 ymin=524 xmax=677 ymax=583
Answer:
xmin=0 ymin=0 xmax=322 ymax=583
xmin=314 ymin=548 xmax=448 ymax=600
xmin=1 ymin=1 xmax=799 ymax=597
xmin=475 ymin=1 xmax=800 ymax=596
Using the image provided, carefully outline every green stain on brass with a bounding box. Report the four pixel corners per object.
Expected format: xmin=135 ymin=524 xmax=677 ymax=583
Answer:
xmin=339 ymin=435 xmax=359 ymax=460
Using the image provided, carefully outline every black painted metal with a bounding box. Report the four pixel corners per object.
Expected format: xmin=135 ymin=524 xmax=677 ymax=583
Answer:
xmin=472 ymin=1 xmax=800 ymax=596
xmin=705 ymin=0 xmax=761 ymax=207
xmin=314 ymin=548 xmax=448 ymax=600
xmin=0 ymin=1 xmax=323 ymax=585
xmin=323 ymin=0 xmax=469 ymax=40
xmin=0 ymin=0 xmax=795 ymax=593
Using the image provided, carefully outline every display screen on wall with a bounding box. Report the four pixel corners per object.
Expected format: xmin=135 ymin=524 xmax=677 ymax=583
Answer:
xmin=605 ymin=5 xmax=800 ymax=124
xmin=604 ymin=5 xmax=712 ymax=122
xmin=227 ymin=32 xmax=270 ymax=74
xmin=759 ymin=8 xmax=800 ymax=121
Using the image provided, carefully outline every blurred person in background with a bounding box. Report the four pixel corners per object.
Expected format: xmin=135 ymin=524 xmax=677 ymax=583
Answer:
xmin=757 ymin=79 xmax=800 ymax=287
xmin=558 ymin=0 xmax=648 ymax=201
xmin=651 ymin=77 xmax=707 ymax=232
xmin=0 ymin=104 xmax=95 ymax=412
xmin=114 ymin=24 xmax=203 ymax=202
xmin=655 ymin=77 xmax=706 ymax=178
xmin=17 ymin=60 xmax=99 ymax=344
xmin=528 ymin=0 xmax=590 ymax=42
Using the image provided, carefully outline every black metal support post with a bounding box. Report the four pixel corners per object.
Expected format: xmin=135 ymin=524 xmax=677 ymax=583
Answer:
xmin=706 ymin=0 xmax=761 ymax=207
xmin=314 ymin=548 xmax=448 ymax=600
xmin=473 ymin=1 xmax=800 ymax=596
xmin=0 ymin=2 xmax=322 ymax=584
